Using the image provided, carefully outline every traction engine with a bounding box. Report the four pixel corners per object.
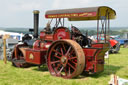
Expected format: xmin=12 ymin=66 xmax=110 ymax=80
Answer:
xmin=11 ymin=6 xmax=116 ymax=78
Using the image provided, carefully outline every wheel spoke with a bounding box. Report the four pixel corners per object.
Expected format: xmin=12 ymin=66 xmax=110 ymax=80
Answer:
xmin=60 ymin=48 xmax=64 ymax=55
xmin=58 ymin=67 xmax=64 ymax=74
xmin=56 ymin=63 xmax=62 ymax=70
xmin=65 ymin=46 xmax=71 ymax=56
xmin=68 ymin=63 xmax=75 ymax=70
xmin=51 ymin=60 xmax=60 ymax=64
xmin=54 ymin=63 xmax=62 ymax=73
xmin=70 ymin=50 xmax=75 ymax=56
xmin=69 ymin=60 xmax=77 ymax=65
xmin=62 ymin=43 xmax=66 ymax=52
xmin=68 ymin=57 xmax=77 ymax=60
xmin=53 ymin=49 xmax=62 ymax=55
xmin=54 ymin=55 xmax=61 ymax=59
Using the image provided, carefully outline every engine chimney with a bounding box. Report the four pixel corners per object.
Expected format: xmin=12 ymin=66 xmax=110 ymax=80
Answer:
xmin=33 ymin=10 xmax=40 ymax=38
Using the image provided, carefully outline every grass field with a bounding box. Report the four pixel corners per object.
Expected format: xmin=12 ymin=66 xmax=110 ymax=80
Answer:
xmin=0 ymin=48 xmax=128 ymax=85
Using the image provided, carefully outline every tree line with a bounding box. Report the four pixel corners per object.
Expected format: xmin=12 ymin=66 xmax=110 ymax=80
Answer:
xmin=80 ymin=29 xmax=128 ymax=37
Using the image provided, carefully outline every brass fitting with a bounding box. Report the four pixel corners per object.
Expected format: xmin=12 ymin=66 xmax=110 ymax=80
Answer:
xmin=33 ymin=10 xmax=40 ymax=14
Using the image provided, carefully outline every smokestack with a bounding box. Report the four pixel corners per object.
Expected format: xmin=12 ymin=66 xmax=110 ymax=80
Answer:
xmin=33 ymin=10 xmax=40 ymax=38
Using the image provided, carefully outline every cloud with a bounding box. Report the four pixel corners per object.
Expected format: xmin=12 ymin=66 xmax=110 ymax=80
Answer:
xmin=12 ymin=3 xmax=41 ymax=11
xmin=52 ymin=0 xmax=61 ymax=9
xmin=0 ymin=0 xmax=52 ymax=27
xmin=6 ymin=1 xmax=43 ymax=12
xmin=52 ymin=0 xmax=93 ymax=9
xmin=0 ymin=0 xmax=128 ymax=27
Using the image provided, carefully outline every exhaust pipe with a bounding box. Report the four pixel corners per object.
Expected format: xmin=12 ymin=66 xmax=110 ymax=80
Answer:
xmin=33 ymin=10 xmax=40 ymax=38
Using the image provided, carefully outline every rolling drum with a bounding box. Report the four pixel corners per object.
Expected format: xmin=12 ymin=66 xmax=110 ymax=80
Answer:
xmin=11 ymin=44 xmax=30 ymax=68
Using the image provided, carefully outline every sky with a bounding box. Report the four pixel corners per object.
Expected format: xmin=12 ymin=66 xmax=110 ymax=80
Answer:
xmin=0 ymin=0 xmax=127 ymax=28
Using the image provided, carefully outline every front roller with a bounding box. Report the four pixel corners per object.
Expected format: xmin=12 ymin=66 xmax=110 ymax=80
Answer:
xmin=47 ymin=39 xmax=85 ymax=78
xmin=11 ymin=44 xmax=30 ymax=68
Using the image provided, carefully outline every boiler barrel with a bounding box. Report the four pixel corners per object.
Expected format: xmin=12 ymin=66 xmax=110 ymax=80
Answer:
xmin=33 ymin=10 xmax=40 ymax=38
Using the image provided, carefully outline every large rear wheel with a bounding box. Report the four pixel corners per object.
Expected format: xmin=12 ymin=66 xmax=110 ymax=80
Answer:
xmin=47 ymin=39 xmax=85 ymax=78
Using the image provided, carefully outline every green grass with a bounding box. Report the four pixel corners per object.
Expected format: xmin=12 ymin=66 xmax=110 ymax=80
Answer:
xmin=0 ymin=48 xmax=128 ymax=85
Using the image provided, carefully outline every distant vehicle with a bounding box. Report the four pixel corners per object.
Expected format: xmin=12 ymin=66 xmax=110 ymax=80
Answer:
xmin=0 ymin=30 xmax=24 ymax=60
xmin=0 ymin=30 xmax=24 ymax=41
xmin=115 ymin=39 xmax=128 ymax=48
xmin=109 ymin=39 xmax=120 ymax=53
xmin=110 ymin=34 xmax=128 ymax=48
xmin=92 ymin=35 xmax=120 ymax=53
xmin=115 ymin=39 xmax=128 ymax=45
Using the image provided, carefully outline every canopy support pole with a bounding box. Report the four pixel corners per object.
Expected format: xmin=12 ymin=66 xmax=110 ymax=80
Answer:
xmin=97 ymin=14 xmax=99 ymax=42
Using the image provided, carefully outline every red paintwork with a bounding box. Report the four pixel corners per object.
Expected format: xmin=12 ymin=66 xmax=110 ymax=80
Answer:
xmin=91 ymin=43 xmax=110 ymax=48
xmin=45 ymin=12 xmax=97 ymax=18
xmin=109 ymin=39 xmax=118 ymax=47
xmin=53 ymin=27 xmax=70 ymax=40
xmin=40 ymin=31 xmax=53 ymax=41
xmin=33 ymin=39 xmax=52 ymax=50
xmin=45 ymin=34 xmax=53 ymax=41
xmin=26 ymin=39 xmax=52 ymax=65
xmin=94 ymin=39 xmax=118 ymax=47
xmin=17 ymin=27 xmax=109 ymax=74
xmin=40 ymin=41 xmax=52 ymax=50
xmin=26 ymin=49 xmax=46 ymax=65
xmin=83 ymin=43 xmax=109 ymax=73
xmin=83 ymin=48 xmax=97 ymax=72
xmin=40 ymin=31 xmax=46 ymax=39
xmin=33 ymin=40 xmax=41 ymax=50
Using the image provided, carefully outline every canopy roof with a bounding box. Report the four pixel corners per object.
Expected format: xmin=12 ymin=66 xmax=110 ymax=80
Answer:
xmin=45 ymin=6 xmax=116 ymax=21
